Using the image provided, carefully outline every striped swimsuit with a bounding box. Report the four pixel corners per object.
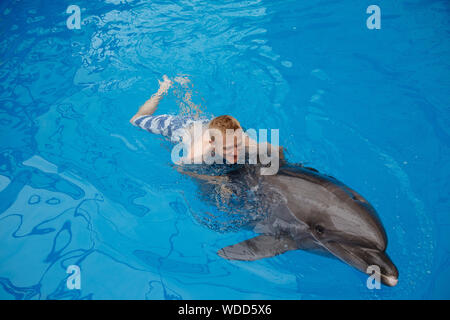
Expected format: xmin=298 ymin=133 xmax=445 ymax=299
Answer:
xmin=131 ymin=114 xmax=210 ymax=142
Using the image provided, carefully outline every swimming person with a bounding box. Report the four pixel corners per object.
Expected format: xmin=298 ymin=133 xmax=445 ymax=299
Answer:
xmin=130 ymin=75 xmax=284 ymax=168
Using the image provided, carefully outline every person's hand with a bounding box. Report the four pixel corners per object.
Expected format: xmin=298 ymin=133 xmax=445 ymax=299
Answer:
xmin=157 ymin=75 xmax=173 ymax=95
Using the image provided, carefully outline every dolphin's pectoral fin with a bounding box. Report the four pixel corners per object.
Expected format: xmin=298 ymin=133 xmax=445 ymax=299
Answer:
xmin=217 ymin=235 xmax=298 ymax=261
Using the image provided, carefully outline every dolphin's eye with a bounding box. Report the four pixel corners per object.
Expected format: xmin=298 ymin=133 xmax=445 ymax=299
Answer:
xmin=315 ymin=225 xmax=325 ymax=235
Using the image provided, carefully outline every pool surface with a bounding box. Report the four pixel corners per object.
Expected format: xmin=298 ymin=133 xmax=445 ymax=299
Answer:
xmin=0 ymin=0 xmax=449 ymax=299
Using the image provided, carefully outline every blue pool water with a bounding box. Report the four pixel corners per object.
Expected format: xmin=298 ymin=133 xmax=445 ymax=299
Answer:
xmin=0 ymin=0 xmax=449 ymax=299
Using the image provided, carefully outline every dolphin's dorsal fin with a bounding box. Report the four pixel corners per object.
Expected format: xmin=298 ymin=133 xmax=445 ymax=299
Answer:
xmin=217 ymin=235 xmax=298 ymax=261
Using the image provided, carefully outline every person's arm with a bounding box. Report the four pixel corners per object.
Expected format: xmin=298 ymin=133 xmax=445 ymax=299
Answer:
xmin=129 ymin=75 xmax=173 ymax=124
xmin=175 ymin=166 xmax=229 ymax=184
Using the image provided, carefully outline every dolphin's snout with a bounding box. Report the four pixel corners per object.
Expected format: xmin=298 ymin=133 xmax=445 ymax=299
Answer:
xmin=317 ymin=240 xmax=399 ymax=287
xmin=368 ymin=250 xmax=399 ymax=287
xmin=381 ymin=274 xmax=398 ymax=287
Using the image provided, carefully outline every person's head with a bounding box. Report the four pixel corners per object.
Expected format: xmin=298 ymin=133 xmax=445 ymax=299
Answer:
xmin=207 ymin=115 xmax=243 ymax=164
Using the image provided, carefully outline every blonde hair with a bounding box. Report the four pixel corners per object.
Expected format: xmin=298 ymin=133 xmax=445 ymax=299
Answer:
xmin=208 ymin=115 xmax=241 ymax=138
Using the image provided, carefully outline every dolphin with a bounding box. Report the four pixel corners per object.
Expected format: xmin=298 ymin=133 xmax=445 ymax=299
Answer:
xmin=207 ymin=163 xmax=399 ymax=287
